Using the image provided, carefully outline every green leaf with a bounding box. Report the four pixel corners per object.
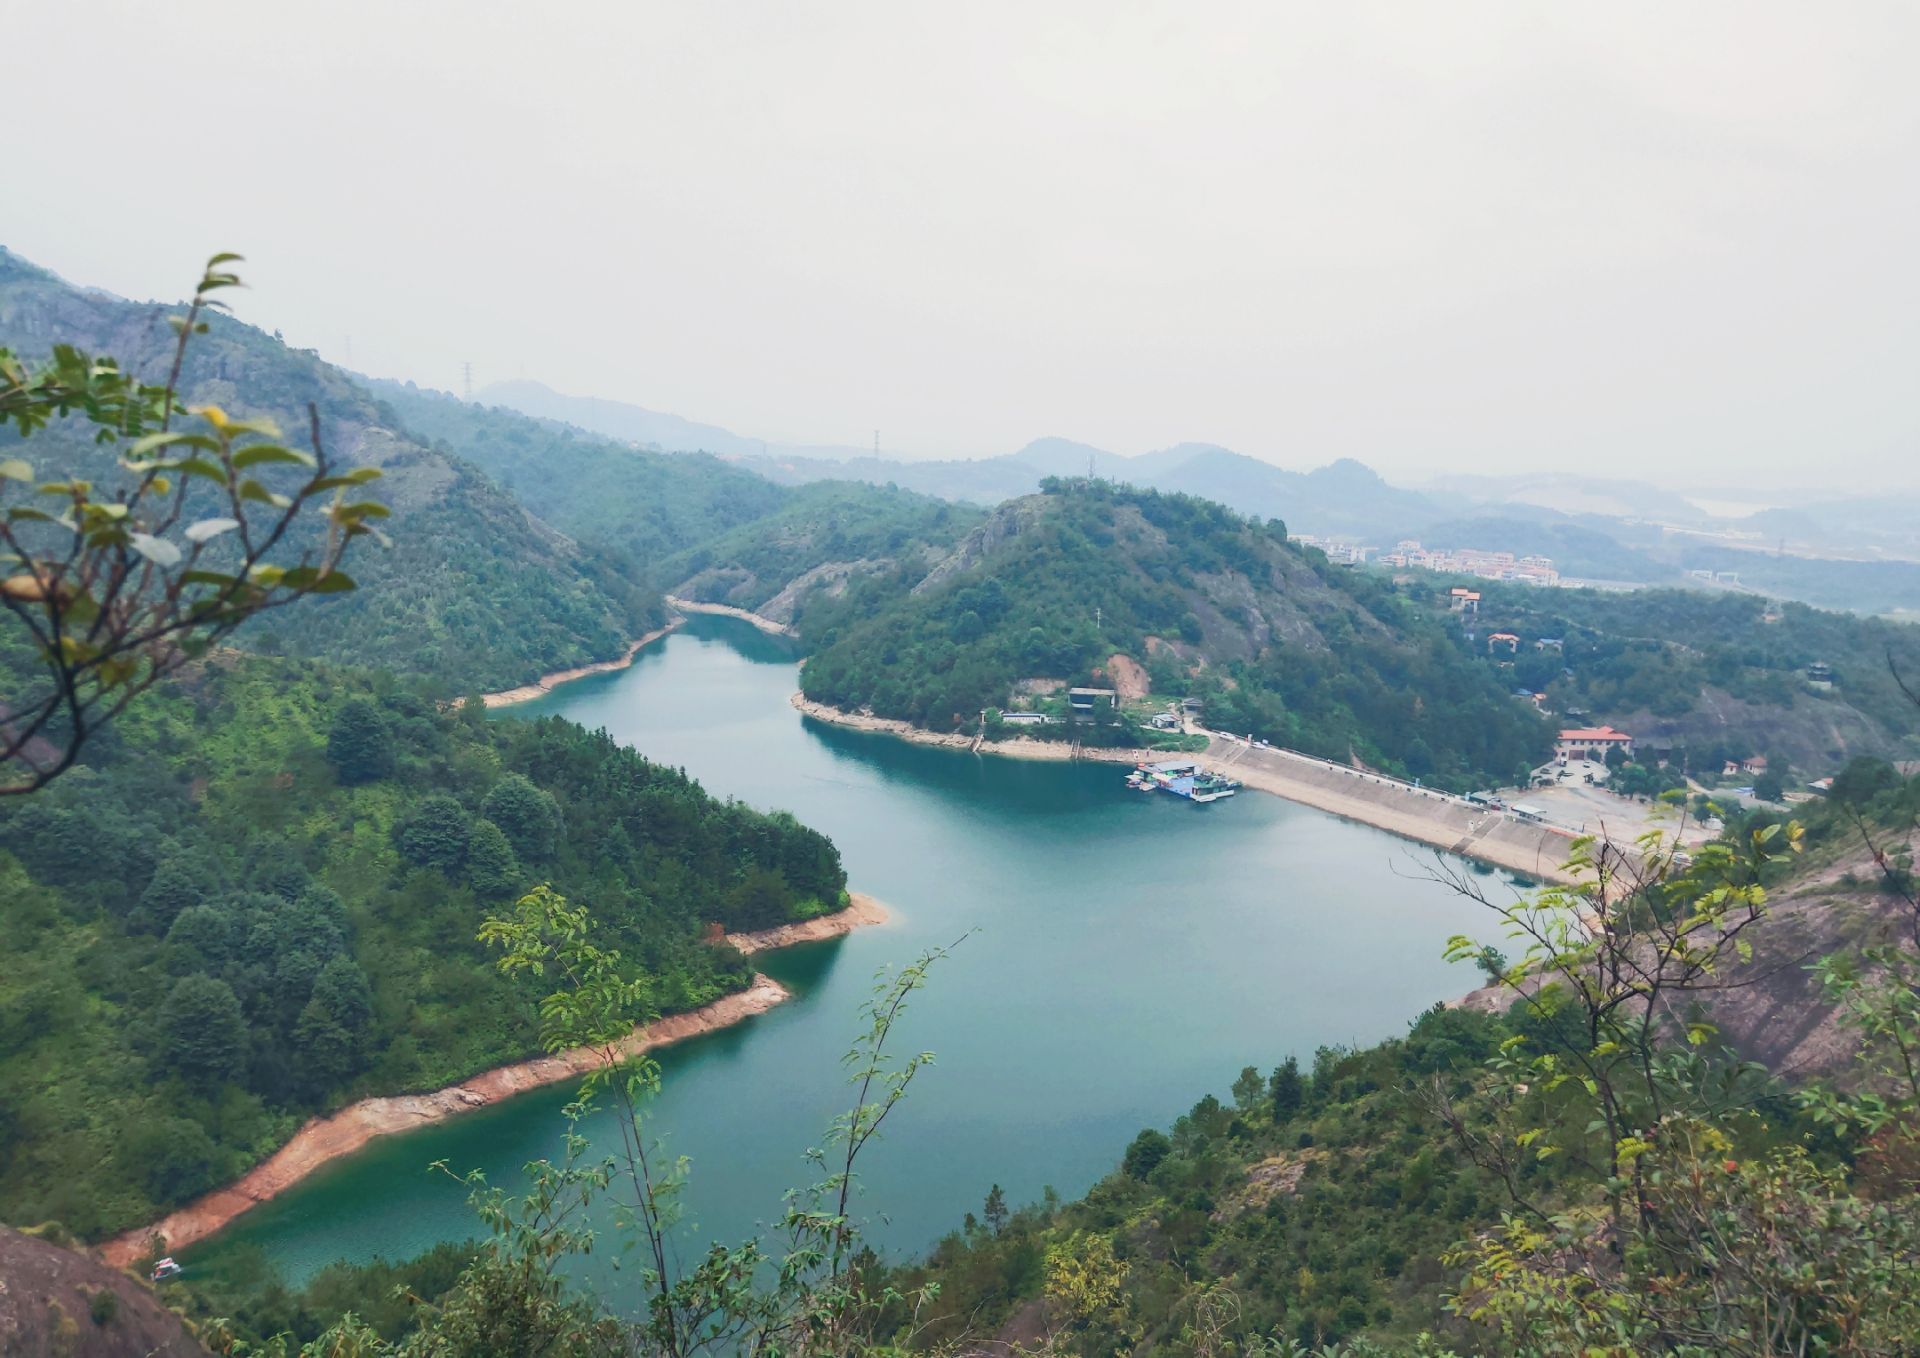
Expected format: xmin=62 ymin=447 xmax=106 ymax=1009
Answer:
xmin=237 ymin=480 xmax=292 ymax=508
xmin=128 ymin=431 xmax=192 ymax=458
xmin=307 ymin=467 xmax=383 ymax=492
xmin=232 ymin=444 xmax=316 ymax=470
xmin=0 ymin=458 xmax=31 ymax=482
xmin=279 ymin=567 xmax=357 ymax=594
xmin=168 ymin=457 xmax=229 ymax=484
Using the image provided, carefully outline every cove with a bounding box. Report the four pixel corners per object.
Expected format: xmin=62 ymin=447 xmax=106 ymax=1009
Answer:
xmin=186 ymin=615 xmax=1518 ymax=1291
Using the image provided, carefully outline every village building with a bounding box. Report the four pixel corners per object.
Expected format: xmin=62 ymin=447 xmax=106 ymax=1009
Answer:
xmin=1448 ymin=587 xmax=1481 ymax=615
xmin=1067 ymin=687 xmax=1116 ymax=720
xmin=1554 ymin=725 xmax=1634 ymax=763
xmin=1487 ymin=631 xmax=1519 ymax=654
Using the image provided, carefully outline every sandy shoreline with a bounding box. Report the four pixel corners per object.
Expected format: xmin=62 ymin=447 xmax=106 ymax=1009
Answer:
xmin=664 ymin=595 xmax=796 ymax=638
xmin=481 ymin=619 xmax=684 ymax=708
xmin=792 ymin=695 xmax=1577 ymax=884
xmin=100 ymin=894 xmax=890 ymax=1269
xmin=726 ymin=891 xmax=892 ymax=953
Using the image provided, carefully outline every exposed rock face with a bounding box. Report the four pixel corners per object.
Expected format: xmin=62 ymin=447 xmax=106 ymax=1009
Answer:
xmin=0 ymin=1227 xmax=209 ymax=1357
xmin=757 ymin=559 xmax=885 ymax=625
xmin=1105 ymin=653 xmax=1151 ymax=701
xmin=912 ymin=497 xmax=1051 ymax=596
xmin=1210 ymin=1151 xmax=1323 ymax=1220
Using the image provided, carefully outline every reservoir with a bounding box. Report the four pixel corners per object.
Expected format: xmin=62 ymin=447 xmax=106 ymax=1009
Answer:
xmin=188 ymin=615 xmax=1512 ymax=1290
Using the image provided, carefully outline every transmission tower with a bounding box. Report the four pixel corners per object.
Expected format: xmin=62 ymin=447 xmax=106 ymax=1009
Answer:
xmin=462 ymin=362 xmax=474 ymax=401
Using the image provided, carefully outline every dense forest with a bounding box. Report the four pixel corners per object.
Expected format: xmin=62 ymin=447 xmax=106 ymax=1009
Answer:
xmin=800 ymin=480 xmax=1549 ymax=789
xmin=0 ymin=644 xmax=843 ymax=1240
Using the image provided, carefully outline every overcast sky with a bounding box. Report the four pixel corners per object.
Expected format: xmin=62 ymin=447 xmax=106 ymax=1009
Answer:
xmin=7 ymin=3 xmax=1917 ymax=489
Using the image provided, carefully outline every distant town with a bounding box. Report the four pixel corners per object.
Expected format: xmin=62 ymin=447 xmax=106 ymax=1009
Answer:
xmin=1293 ymin=535 xmax=1564 ymax=586
xmin=1292 ymin=534 xmax=1754 ymax=594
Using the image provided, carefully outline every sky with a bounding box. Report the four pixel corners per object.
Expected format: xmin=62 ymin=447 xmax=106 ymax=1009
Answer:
xmin=6 ymin=2 xmax=1918 ymax=489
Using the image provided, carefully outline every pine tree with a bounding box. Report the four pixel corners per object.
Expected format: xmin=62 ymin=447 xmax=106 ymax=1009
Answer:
xmin=1270 ymin=1055 xmax=1305 ymax=1122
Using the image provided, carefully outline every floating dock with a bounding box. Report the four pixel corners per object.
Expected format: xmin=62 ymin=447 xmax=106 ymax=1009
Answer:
xmin=1125 ymin=759 xmax=1240 ymax=803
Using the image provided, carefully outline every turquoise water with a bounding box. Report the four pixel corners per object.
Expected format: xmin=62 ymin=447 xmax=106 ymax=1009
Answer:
xmin=188 ymin=616 xmax=1510 ymax=1290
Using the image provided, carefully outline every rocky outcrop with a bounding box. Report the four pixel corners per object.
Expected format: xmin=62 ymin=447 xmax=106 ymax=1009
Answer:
xmin=911 ymin=497 xmax=1051 ymax=596
xmin=757 ymin=560 xmax=884 ymax=626
xmin=0 ymin=1226 xmax=209 ymax=1356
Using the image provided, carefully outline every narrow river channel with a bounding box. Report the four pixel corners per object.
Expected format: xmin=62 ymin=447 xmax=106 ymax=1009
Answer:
xmin=188 ymin=615 xmax=1516 ymax=1292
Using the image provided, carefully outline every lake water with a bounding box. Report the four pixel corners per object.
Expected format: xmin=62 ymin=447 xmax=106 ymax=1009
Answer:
xmin=188 ymin=615 xmax=1510 ymax=1291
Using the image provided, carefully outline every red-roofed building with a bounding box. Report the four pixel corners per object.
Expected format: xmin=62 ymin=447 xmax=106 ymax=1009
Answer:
xmin=1554 ymin=725 xmax=1634 ymax=762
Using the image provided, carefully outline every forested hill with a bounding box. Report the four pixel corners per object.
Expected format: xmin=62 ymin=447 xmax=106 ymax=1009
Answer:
xmin=0 ymin=249 xmax=656 ymax=693
xmin=799 ymin=480 xmax=1549 ymax=789
xmin=365 ymin=379 xmax=790 ymax=563
xmin=661 ymin=481 xmax=984 ymax=629
xmin=369 ymin=380 xmax=982 ymax=634
xmin=0 ymin=650 xmax=844 ymax=1241
xmin=1467 ymin=583 xmax=1920 ymax=772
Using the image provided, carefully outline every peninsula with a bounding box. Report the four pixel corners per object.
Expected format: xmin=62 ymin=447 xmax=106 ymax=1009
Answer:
xmin=100 ymin=893 xmax=890 ymax=1268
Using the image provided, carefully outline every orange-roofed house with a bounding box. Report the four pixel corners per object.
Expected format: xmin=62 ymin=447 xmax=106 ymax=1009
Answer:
xmin=1555 ymin=725 xmax=1634 ymax=763
xmin=1487 ymin=631 xmax=1520 ymax=654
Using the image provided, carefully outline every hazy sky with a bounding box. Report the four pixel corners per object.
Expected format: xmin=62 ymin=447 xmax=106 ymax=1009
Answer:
xmin=8 ymin=3 xmax=1917 ymax=488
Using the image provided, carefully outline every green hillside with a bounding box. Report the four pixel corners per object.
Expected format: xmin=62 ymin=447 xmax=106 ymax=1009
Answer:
xmin=799 ymin=479 xmax=1549 ymax=789
xmin=662 ymin=480 xmax=983 ymax=627
xmin=365 ymin=379 xmax=790 ymax=562
xmin=0 ymin=250 xmax=656 ymax=693
xmin=1468 ymin=584 xmax=1920 ymax=773
xmin=0 ymin=651 xmax=843 ymax=1240
xmin=370 ymin=381 xmax=980 ymax=633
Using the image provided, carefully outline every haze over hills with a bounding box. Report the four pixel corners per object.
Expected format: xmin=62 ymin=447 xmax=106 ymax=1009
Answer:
xmin=473 ymin=377 xmax=879 ymax=464
xmin=477 ymin=374 xmax=1920 ymax=616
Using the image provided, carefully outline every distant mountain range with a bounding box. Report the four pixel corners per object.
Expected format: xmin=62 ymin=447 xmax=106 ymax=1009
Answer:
xmin=474 ymin=381 xmax=1452 ymax=538
xmin=380 ymin=373 xmax=1920 ymax=619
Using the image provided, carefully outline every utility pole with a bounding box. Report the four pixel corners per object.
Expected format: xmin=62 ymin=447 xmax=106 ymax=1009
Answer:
xmin=462 ymin=362 xmax=474 ymax=401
